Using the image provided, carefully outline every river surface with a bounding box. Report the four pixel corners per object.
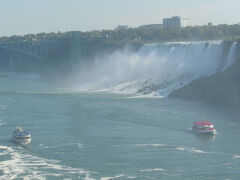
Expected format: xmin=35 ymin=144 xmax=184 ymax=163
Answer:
xmin=0 ymin=72 xmax=239 ymax=180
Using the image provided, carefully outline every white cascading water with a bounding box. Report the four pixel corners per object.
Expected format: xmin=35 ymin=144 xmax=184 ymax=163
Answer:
xmin=221 ymin=42 xmax=238 ymax=71
xmin=74 ymin=41 xmax=237 ymax=97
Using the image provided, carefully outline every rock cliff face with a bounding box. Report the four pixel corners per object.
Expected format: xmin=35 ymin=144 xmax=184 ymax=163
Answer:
xmin=170 ymin=40 xmax=240 ymax=106
xmin=169 ymin=58 xmax=240 ymax=106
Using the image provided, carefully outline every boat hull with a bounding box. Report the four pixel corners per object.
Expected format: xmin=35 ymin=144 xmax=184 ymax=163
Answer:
xmin=191 ymin=128 xmax=216 ymax=135
xmin=13 ymin=137 xmax=31 ymax=144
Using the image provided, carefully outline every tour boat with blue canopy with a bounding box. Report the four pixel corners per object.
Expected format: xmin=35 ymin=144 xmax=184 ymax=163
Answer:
xmin=12 ymin=127 xmax=31 ymax=144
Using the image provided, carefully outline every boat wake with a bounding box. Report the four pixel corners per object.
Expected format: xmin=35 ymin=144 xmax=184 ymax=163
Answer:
xmin=135 ymin=143 xmax=207 ymax=154
xmin=140 ymin=168 xmax=165 ymax=172
xmin=0 ymin=120 xmax=7 ymax=126
xmin=0 ymin=145 xmax=94 ymax=180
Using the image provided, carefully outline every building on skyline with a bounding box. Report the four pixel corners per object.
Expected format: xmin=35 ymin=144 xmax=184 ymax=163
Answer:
xmin=208 ymin=22 xmax=213 ymax=26
xmin=181 ymin=18 xmax=191 ymax=27
xmin=163 ymin=16 xmax=190 ymax=28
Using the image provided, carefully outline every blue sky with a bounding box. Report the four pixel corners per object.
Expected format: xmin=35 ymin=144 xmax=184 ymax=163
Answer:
xmin=0 ymin=0 xmax=239 ymax=36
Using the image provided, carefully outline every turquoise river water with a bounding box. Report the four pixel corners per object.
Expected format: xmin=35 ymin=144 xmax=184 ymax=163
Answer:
xmin=0 ymin=72 xmax=239 ymax=180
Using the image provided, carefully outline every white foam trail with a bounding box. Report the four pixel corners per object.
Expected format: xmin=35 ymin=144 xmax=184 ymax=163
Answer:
xmin=135 ymin=143 xmax=207 ymax=154
xmin=175 ymin=147 xmax=185 ymax=151
xmin=189 ymin=149 xmax=206 ymax=154
xmin=175 ymin=147 xmax=206 ymax=154
xmin=127 ymin=176 xmax=137 ymax=179
xmin=135 ymin=144 xmax=167 ymax=147
xmin=100 ymin=174 xmax=125 ymax=180
xmin=0 ymin=145 xmax=95 ymax=180
xmin=0 ymin=120 xmax=7 ymax=126
xmin=232 ymin=155 xmax=240 ymax=159
xmin=141 ymin=168 xmax=165 ymax=172
xmin=76 ymin=143 xmax=83 ymax=149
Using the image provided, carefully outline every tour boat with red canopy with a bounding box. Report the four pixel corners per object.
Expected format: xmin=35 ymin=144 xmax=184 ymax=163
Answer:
xmin=191 ymin=121 xmax=216 ymax=135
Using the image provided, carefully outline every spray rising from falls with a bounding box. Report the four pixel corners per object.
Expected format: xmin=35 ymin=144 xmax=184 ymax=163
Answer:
xmin=74 ymin=41 xmax=238 ymax=97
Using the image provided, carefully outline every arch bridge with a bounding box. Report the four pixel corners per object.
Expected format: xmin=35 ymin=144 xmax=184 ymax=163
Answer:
xmin=0 ymin=40 xmax=65 ymax=61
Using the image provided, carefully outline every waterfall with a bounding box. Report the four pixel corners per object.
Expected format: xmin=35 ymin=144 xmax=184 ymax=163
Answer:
xmin=221 ymin=42 xmax=237 ymax=71
xmin=73 ymin=41 xmax=235 ymax=97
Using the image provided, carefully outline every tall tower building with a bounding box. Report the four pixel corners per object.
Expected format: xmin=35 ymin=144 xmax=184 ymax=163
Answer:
xmin=163 ymin=16 xmax=190 ymax=28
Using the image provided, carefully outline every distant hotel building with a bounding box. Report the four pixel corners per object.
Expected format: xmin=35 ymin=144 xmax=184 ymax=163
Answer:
xmin=163 ymin=16 xmax=190 ymax=28
xmin=208 ymin=22 xmax=213 ymax=26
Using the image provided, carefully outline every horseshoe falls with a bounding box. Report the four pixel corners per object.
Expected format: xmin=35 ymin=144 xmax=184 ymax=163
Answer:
xmin=0 ymin=41 xmax=240 ymax=180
